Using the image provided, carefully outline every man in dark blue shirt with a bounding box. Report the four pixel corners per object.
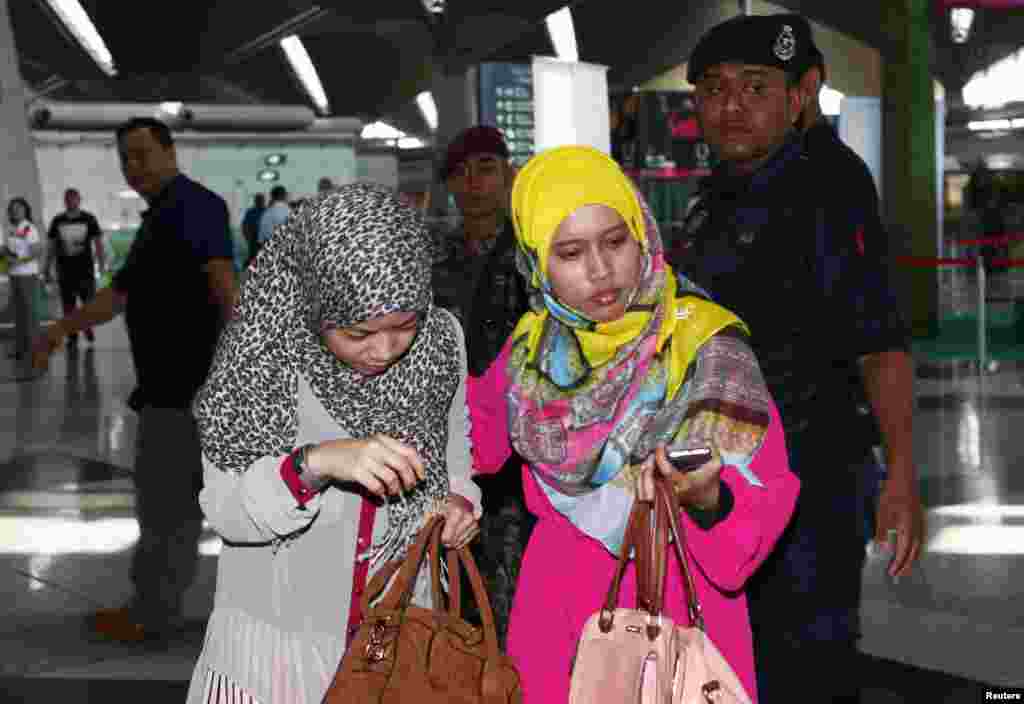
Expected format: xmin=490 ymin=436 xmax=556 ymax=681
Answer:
xmin=671 ymin=15 xmax=924 ymax=703
xmin=34 ymin=117 xmax=238 ymax=643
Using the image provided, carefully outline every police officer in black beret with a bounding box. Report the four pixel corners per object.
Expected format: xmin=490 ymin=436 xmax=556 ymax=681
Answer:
xmin=671 ymin=14 xmax=924 ymax=703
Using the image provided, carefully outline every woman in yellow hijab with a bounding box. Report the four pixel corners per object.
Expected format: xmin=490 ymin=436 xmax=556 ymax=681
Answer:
xmin=467 ymin=145 xmax=799 ymax=702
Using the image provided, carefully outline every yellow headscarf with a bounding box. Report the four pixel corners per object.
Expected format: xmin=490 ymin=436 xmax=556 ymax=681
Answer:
xmin=509 ymin=145 xmax=743 ymax=399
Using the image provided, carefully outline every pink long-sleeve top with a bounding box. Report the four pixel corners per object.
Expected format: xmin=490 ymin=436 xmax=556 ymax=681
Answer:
xmin=467 ymin=337 xmax=800 ymax=703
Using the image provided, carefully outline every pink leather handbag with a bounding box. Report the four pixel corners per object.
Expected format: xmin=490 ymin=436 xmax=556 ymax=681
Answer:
xmin=568 ymin=482 xmax=753 ymax=704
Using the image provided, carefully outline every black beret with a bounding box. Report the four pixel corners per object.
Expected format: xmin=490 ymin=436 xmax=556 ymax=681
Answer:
xmin=687 ymin=14 xmax=823 ymax=84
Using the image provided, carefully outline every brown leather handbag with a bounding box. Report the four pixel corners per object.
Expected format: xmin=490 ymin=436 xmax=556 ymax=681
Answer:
xmin=323 ymin=516 xmax=522 ymax=704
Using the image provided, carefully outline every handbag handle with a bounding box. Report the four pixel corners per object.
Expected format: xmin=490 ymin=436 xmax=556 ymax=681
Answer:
xmin=599 ymin=481 xmax=705 ymax=632
xmin=356 ymin=516 xmax=505 ymax=670
xmin=598 ymin=496 xmax=646 ymax=630
xmin=359 ymin=515 xmax=444 ymax=616
xmin=653 ymin=480 xmax=705 ymax=630
xmin=427 ymin=518 xmax=463 ymax=619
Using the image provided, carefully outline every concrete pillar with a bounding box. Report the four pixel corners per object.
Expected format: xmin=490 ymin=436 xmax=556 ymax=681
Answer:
xmin=0 ymin=0 xmax=44 ymax=220
xmin=428 ymin=66 xmax=478 ymax=218
xmin=881 ymin=0 xmax=939 ymax=338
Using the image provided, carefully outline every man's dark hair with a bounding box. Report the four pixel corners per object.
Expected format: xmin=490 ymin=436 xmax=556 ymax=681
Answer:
xmin=115 ymin=117 xmax=174 ymax=148
xmin=270 ymin=185 xmax=288 ymax=201
xmin=254 ymin=193 xmax=266 ymax=207
xmin=64 ymin=187 xmax=80 ymax=198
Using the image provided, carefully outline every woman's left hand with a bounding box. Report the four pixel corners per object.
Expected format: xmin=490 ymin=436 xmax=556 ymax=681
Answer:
xmin=637 ymin=445 xmax=723 ymax=510
xmin=439 ymin=494 xmax=479 ymax=549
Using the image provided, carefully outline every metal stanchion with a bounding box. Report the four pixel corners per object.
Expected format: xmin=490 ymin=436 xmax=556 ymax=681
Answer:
xmin=977 ymin=254 xmax=987 ymax=374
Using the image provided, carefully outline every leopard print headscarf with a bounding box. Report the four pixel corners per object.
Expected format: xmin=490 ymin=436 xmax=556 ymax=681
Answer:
xmin=193 ymin=183 xmax=461 ymax=565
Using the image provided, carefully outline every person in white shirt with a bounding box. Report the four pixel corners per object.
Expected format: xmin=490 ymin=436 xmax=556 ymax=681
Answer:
xmin=257 ymin=185 xmax=290 ymax=246
xmin=3 ymin=198 xmax=44 ymax=364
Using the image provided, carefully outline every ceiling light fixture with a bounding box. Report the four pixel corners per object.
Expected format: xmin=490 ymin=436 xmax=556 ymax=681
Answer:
xmin=399 ymin=137 xmax=427 ymax=150
xmin=962 ymin=47 xmax=1024 ymax=109
xmin=967 ymin=119 xmax=1012 ymax=131
xmin=280 ymin=35 xmax=330 ymax=115
xmin=422 ymin=0 xmax=446 ymax=15
xmin=361 ymin=121 xmax=405 ymax=140
xmin=258 ymin=169 xmax=281 ymax=182
xmin=264 ymin=153 xmax=287 ymax=167
xmin=416 ymin=92 xmax=438 ymax=132
xmin=950 ymin=7 xmax=975 ymax=44
xmin=545 ymin=6 xmax=579 ymax=62
xmin=44 ymin=0 xmax=116 ymax=76
xmin=159 ymin=101 xmax=185 ymax=118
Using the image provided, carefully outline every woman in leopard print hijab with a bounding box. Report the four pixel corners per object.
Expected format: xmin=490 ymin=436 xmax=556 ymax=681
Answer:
xmin=195 ymin=182 xmax=475 ymax=561
xmin=187 ymin=183 xmax=480 ymax=704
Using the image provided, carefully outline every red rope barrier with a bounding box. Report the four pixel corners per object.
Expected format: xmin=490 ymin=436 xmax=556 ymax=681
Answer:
xmin=895 ymin=255 xmax=1024 ymax=269
xmin=954 ymin=233 xmax=1024 ymax=248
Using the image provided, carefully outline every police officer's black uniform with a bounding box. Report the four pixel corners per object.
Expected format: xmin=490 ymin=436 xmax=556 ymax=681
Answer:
xmin=674 ymin=15 xmax=911 ymax=703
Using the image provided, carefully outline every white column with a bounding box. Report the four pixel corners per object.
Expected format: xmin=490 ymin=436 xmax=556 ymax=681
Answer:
xmin=0 ymin=0 xmax=44 ymax=219
xmin=531 ymin=58 xmax=610 ymax=156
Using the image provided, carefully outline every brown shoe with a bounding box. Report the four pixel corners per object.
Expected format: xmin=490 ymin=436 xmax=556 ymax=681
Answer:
xmin=91 ymin=607 xmax=146 ymax=643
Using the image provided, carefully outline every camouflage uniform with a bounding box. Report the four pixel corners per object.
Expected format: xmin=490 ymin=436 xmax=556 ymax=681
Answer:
xmin=431 ymin=217 xmax=534 ymax=649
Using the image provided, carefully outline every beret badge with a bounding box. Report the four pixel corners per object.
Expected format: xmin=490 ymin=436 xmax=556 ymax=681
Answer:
xmin=773 ymin=24 xmax=796 ymax=62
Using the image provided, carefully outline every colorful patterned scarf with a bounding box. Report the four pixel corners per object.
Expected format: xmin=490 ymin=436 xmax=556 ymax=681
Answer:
xmin=506 ymin=146 xmax=773 ymax=553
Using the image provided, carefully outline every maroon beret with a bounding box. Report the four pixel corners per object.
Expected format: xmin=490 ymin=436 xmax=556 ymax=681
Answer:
xmin=440 ymin=126 xmax=510 ymax=180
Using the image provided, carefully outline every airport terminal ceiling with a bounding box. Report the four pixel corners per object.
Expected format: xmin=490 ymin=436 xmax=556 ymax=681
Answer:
xmin=6 ymin=0 xmax=1024 ymax=136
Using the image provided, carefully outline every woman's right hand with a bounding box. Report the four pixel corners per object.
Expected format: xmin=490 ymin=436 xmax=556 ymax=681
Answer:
xmin=306 ymin=435 xmax=425 ymax=498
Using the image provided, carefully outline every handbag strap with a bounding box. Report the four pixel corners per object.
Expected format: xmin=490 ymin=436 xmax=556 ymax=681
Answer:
xmin=426 ymin=519 xmax=463 ymax=618
xmin=599 ymin=482 xmax=705 ymax=631
xmin=346 ymin=497 xmax=378 ymax=647
xmin=600 ymin=497 xmax=645 ymax=620
xmin=359 ymin=515 xmax=443 ymax=616
xmin=654 ymin=481 xmax=705 ymax=630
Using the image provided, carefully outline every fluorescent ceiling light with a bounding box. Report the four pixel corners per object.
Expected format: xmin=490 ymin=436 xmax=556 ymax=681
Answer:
xmin=950 ymin=7 xmax=975 ymax=44
xmin=159 ymin=101 xmax=184 ymax=117
xmin=963 ymin=47 xmax=1024 ymax=109
xmin=416 ymin=92 xmax=438 ymax=132
xmin=280 ymin=35 xmax=330 ymax=115
xmin=545 ymin=6 xmax=578 ymax=62
xmin=967 ymin=119 xmax=1012 ymax=131
xmin=399 ymin=137 xmax=426 ymax=149
xmin=45 ymin=0 xmax=116 ymax=76
xmin=1012 ymin=118 xmax=1024 ymax=129
xmin=987 ymin=154 xmax=1018 ymax=170
xmin=820 ymin=84 xmax=844 ymax=117
xmin=361 ymin=121 xmax=405 ymax=140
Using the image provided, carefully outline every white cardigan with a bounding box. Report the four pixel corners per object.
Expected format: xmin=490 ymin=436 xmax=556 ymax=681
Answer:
xmin=186 ymin=311 xmax=480 ymax=704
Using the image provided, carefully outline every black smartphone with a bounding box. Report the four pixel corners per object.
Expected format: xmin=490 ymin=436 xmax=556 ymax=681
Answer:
xmin=666 ymin=447 xmax=713 ymax=472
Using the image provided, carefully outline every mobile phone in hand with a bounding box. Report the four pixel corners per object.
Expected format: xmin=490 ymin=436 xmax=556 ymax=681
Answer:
xmin=666 ymin=447 xmax=713 ymax=473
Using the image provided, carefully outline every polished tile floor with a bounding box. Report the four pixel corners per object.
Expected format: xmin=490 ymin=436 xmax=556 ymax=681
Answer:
xmin=1 ymin=279 xmax=1023 ymax=703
